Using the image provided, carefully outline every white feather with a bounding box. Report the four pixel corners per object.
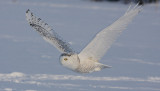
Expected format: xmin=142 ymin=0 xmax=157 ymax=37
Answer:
xmin=79 ymin=5 xmax=142 ymax=62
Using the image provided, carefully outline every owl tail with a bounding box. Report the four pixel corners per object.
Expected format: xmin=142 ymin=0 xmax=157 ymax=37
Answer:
xmin=94 ymin=62 xmax=112 ymax=72
xmin=99 ymin=63 xmax=112 ymax=69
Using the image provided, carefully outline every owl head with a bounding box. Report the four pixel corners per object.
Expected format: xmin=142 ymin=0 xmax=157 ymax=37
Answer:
xmin=60 ymin=53 xmax=80 ymax=71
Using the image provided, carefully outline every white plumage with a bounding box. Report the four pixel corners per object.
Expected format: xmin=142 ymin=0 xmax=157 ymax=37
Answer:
xmin=26 ymin=4 xmax=142 ymax=73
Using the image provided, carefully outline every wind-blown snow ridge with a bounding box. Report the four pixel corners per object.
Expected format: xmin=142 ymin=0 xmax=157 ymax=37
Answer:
xmin=0 ymin=72 xmax=160 ymax=83
xmin=0 ymin=72 xmax=160 ymax=90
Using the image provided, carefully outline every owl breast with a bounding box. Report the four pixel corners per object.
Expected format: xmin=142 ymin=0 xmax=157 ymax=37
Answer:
xmin=76 ymin=60 xmax=100 ymax=73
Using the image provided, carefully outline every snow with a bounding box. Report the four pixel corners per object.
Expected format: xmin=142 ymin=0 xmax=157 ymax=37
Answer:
xmin=0 ymin=0 xmax=160 ymax=91
xmin=0 ymin=72 xmax=160 ymax=90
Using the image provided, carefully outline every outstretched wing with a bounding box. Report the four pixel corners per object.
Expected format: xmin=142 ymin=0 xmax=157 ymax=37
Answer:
xmin=79 ymin=4 xmax=142 ymax=61
xmin=26 ymin=9 xmax=75 ymax=54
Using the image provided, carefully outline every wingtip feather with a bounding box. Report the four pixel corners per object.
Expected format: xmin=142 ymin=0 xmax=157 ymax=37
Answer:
xmin=26 ymin=9 xmax=30 ymax=13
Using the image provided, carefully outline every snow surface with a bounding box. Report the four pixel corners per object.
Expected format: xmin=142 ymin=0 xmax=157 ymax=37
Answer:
xmin=0 ymin=0 xmax=160 ymax=91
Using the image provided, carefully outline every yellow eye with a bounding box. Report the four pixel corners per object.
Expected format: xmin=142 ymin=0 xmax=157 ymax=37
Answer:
xmin=64 ymin=58 xmax=68 ymax=61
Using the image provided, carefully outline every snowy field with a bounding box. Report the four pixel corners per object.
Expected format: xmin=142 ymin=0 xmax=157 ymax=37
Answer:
xmin=0 ymin=0 xmax=160 ymax=91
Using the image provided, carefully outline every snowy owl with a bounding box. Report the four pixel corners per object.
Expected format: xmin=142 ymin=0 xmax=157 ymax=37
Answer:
xmin=26 ymin=4 xmax=142 ymax=73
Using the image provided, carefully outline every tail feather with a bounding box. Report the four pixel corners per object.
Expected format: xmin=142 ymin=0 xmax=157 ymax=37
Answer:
xmin=99 ymin=63 xmax=112 ymax=69
xmin=94 ymin=62 xmax=111 ymax=72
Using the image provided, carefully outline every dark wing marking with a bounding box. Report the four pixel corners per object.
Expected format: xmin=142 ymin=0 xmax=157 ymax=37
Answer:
xmin=26 ymin=9 xmax=75 ymax=53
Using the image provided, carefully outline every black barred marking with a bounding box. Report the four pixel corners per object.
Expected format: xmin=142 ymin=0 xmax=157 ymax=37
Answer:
xmin=26 ymin=9 xmax=30 ymax=13
xmin=30 ymin=24 xmax=33 ymax=26
xmin=26 ymin=9 xmax=75 ymax=53
xmin=38 ymin=18 xmax=41 ymax=21
xmin=45 ymin=23 xmax=48 ymax=25
xmin=31 ymin=13 xmax=33 ymax=16
xmin=61 ymin=53 xmax=72 ymax=57
xmin=29 ymin=23 xmax=74 ymax=53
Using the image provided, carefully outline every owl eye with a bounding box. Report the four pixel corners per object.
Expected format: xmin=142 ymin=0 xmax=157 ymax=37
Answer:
xmin=64 ymin=58 xmax=68 ymax=61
